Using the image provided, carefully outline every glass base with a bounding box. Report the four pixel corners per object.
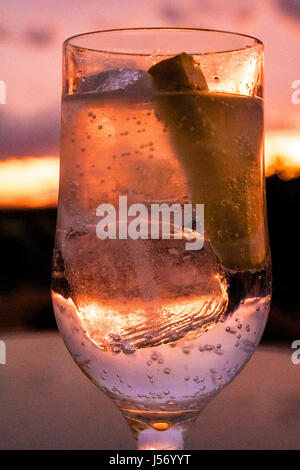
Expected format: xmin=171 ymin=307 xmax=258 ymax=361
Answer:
xmin=137 ymin=425 xmax=185 ymax=450
xmin=123 ymin=410 xmax=198 ymax=450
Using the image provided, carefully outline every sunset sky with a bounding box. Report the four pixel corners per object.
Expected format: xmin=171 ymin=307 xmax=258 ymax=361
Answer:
xmin=0 ymin=0 xmax=299 ymax=206
xmin=1 ymin=0 xmax=300 ymax=158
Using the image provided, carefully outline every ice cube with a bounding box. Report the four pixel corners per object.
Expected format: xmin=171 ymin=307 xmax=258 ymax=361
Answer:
xmin=77 ymin=68 xmax=152 ymax=95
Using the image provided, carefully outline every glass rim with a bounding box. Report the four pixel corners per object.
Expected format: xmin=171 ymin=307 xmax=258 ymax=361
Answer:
xmin=64 ymin=27 xmax=263 ymax=56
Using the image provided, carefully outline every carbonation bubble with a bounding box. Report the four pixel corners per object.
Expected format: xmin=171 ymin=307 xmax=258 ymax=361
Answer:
xmin=182 ymin=345 xmax=191 ymax=355
xmin=151 ymin=352 xmax=158 ymax=361
xmin=123 ymin=343 xmax=136 ymax=354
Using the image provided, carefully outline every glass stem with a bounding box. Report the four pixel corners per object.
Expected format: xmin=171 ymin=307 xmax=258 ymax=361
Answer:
xmin=137 ymin=425 xmax=185 ymax=450
xmin=123 ymin=407 xmax=198 ymax=450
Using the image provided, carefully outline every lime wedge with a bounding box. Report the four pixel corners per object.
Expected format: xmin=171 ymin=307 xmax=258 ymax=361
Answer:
xmin=149 ymin=53 xmax=266 ymax=271
xmin=149 ymin=52 xmax=208 ymax=92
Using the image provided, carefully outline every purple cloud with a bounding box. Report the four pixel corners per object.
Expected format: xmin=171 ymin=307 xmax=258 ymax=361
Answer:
xmin=276 ymin=0 xmax=300 ymax=20
xmin=0 ymin=24 xmax=9 ymax=41
xmin=159 ymin=5 xmax=185 ymax=22
xmin=23 ymin=26 xmax=56 ymax=47
xmin=0 ymin=108 xmax=59 ymax=158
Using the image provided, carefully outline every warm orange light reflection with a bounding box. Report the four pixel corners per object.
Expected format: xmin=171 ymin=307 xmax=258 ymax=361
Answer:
xmin=0 ymin=156 xmax=59 ymax=209
xmin=63 ymin=293 xmax=225 ymax=351
xmin=265 ymin=130 xmax=300 ymax=180
xmin=0 ymin=132 xmax=300 ymax=209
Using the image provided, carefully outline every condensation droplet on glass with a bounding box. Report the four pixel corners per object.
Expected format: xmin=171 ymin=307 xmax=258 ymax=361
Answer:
xmin=123 ymin=343 xmax=136 ymax=355
xmin=167 ymin=400 xmax=175 ymax=406
xmin=182 ymin=345 xmax=191 ymax=355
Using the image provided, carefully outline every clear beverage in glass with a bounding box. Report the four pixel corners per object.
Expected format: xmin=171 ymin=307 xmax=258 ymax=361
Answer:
xmin=52 ymin=28 xmax=271 ymax=450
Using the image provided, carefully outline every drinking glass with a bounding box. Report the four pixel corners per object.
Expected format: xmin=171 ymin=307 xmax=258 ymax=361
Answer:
xmin=52 ymin=28 xmax=271 ymax=450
